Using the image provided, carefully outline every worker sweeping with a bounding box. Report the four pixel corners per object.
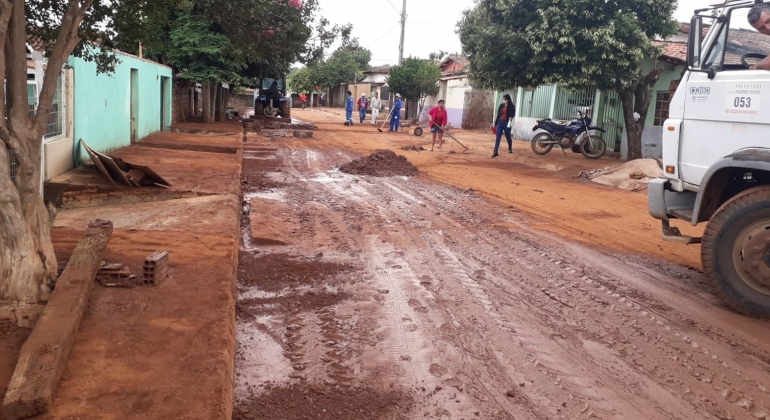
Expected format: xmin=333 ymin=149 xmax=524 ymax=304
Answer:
xmin=428 ymin=99 xmax=448 ymax=152
xmin=389 ymin=94 xmax=403 ymax=132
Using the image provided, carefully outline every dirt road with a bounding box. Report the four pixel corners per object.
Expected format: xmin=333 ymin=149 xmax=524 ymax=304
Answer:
xmin=235 ymin=129 xmax=770 ymax=419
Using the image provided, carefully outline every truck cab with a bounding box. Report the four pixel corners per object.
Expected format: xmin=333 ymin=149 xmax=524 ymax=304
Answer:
xmin=649 ymin=0 xmax=770 ymax=317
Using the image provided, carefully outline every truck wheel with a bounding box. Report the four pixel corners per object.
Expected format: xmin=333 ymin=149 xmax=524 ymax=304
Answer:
xmin=281 ymin=100 xmax=291 ymax=119
xmin=254 ymin=102 xmax=264 ymax=118
xmin=702 ymin=185 xmax=770 ymax=318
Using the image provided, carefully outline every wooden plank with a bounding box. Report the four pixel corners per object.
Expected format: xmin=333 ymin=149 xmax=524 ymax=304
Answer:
xmin=80 ymin=140 xmax=116 ymax=186
xmin=124 ymin=162 xmax=172 ymax=187
xmin=1 ymin=220 xmax=114 ymax=420
xmin=92 ymin=150 xmax=132 ymax=187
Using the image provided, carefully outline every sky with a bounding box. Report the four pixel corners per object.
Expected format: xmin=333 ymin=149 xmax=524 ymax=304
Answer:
xmin=313 ymin=0 xmax=715 ymax=66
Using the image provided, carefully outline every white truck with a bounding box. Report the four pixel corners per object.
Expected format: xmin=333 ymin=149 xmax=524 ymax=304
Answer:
xmin=649 ymin=0 xmax=770 ymax=318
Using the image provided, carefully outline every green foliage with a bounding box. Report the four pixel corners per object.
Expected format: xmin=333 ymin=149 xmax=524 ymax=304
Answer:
xmin=288 ymin=67 xmax=316 ymax=93
xmin=386 ymin=57 xmax=441 ymax=102
xmin=428 ymin=50 xmax=448 ymax=61
xmin=289 ymin=41 xmax=371 ymax=93
xmin=457 ymin=0 xmax=678 ymax=91
xmin=25 ymin=0 xmax=119 ymax=73
xmin=166 ymin=14 xmax=242 ymax=84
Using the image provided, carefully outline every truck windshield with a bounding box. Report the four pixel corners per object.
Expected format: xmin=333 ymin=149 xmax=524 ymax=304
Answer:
xmin=704 ymin=7 xmax=770 ymax=70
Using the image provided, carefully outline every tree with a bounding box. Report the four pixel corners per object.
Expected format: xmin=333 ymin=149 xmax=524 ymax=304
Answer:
xmin=288 ymin=67 xmax=315 ymax=94
xmin=166 ymin=13 xmax=243 ymax=123
xmin=1 ymin=0 xmax=115 ymax=303
xmin=458 ymin=0 xmax=677 ymax=160
xmin=386 ymin=57 xmax=441 ymax=120
xmin=428 ymin=50 xmax=448 ymax=62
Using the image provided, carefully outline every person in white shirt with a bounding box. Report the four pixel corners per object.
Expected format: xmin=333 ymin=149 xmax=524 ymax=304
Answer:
xmin=370 ymin=92 xmax=382 ymax=125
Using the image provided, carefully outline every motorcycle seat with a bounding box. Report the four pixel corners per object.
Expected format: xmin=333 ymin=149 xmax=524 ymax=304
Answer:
xmin=543 ymin=121 xmax=568 ymax=131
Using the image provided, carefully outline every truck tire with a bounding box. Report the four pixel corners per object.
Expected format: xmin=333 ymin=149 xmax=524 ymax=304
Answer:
xmin=281 ymin=100 xmax=291 ymax=119
xmin=702 ymin=185 xmax=770 ymax=318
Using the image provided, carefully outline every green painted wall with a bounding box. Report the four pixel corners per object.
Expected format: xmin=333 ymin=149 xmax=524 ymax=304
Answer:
xmin=70 ymin=46 xmax=173 ymax=164
xmin=640 ymin=58 xmax=685 ymax=128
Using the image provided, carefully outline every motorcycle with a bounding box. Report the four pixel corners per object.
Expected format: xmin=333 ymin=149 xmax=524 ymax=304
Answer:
xmin=531 ymin=110 xmax=607 ymax=159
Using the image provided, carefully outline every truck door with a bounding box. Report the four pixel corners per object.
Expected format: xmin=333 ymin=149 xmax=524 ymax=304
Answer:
xmin=681 ymin=6 xmax=770 ymax=187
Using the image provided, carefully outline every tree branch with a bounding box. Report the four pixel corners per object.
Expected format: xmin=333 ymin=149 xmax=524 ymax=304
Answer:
xmin=0 ymin=0 xmax=12 ymax=126
xmin=32 ymin=0 xmax=84 ymax=136
xmin=6 ymin=0 xmax=29 ymax=129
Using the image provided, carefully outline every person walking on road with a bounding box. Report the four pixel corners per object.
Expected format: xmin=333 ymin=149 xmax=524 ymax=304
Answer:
xmin=320 ymin=93 xmax=326 ymax=107
xmin=344 ymin=91 xmax=354 ymax=125
xmin=428 ymin=99 xmax=448 ymax=152
xmin=299 ymin=92 xmax=307 ymax=109
xmin=492 ymin=93 xmax=515 ymax=157
xmin=389 ymin=94 xmax=403 ymax=132
xmin=357 ymin=93 xmax=368 ymax=124
xmin=370 ymin=92 xmax=382 ymax=125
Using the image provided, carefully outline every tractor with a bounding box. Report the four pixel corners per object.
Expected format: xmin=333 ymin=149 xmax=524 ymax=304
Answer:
xmin=253 ymin=77 xmax=291 ymax=118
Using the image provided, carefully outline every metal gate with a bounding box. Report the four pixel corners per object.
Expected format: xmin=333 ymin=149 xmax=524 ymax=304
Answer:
xmin=598 ymin=90 xmax=624 ymax=152
xmin=462 ymin=89 xmax=495 ymax=130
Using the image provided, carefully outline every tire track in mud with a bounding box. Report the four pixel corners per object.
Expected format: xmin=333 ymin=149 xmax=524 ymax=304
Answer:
xmin=235 ymin=141 xmax=770 ymax=420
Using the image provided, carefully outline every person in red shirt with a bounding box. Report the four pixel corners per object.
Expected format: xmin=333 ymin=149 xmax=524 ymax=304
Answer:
xmin=299 ymin=92 xmax=307 ymax=109
xmin=428 ymin=99 xmax=448 ymax=151
xmin=356 ymin=94 xmax=368 ymax=124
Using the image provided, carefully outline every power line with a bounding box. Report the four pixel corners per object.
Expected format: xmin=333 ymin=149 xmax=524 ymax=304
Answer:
xmin=382 ymin=0 xmax=402 ymax=16
xmin=366 ymin=24 xmax=400 ymax=48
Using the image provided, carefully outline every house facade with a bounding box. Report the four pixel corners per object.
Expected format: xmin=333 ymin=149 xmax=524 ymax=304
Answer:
xmin=27 ymin=45 xmax=173 ymax=182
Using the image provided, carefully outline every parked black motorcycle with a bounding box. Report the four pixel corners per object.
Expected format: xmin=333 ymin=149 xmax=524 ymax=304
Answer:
xmin=531 ymin=110 xmax=607 ymax=159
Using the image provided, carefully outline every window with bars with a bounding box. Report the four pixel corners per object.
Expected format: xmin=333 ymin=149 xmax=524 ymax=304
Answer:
xmin=27 ymin=83 xmax=37 ymax=119
xmin=44 ymin=76 xmax=64 ymax=139
xmin=654 ymin=91 xmax=671 ymax=126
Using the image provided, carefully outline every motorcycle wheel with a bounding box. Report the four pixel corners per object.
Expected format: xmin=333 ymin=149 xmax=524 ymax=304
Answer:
xmin=580 ymin=135 xmax=606 ymax=159
xmin=531 ymin=133 xmax=555 ymax=155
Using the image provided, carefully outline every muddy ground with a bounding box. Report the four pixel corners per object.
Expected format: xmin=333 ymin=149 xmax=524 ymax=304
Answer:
xmin=234 ymin=121 xmax=770 ymax=419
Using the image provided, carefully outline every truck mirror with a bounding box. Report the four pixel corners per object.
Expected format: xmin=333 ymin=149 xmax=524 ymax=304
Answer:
xmin=687 ymin=16 xmax=703 ymax=68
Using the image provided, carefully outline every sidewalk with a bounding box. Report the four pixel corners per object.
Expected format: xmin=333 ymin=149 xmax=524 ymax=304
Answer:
xmin=29 ymin=131 xmax=241 ymax=419
xmin=295 ymin=107 xmax=703 ymax=270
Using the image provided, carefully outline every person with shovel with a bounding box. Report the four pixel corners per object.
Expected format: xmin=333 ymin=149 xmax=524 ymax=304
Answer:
xmin=389 ymin=94 xmax=403 ymax=132
xmin=428 ymin=99 xmax=448 ymax=151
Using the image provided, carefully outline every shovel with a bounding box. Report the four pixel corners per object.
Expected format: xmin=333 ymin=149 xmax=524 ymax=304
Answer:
xmin=377 ymin=106 xmax=397 ymax=133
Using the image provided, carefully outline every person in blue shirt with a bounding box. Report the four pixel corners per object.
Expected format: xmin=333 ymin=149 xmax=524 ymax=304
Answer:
xmin=344 ymin=91 xmax=354 ymax=126
xmin=389 ymin=93 xmax=403 ymax=132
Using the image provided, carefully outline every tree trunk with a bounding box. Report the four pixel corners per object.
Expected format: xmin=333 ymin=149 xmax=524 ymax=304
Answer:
xmin=617 ymin=68 xmax=663 ymax=161
xmin=215 ymin=84 xmax=226 ymax=122
xmin=0 ymin=137 xmax=58 ymax=304
xmin=202 ymin=82 xmax=213 ymax=124
xmin=209 ymin=83 xmax=217 ymax=123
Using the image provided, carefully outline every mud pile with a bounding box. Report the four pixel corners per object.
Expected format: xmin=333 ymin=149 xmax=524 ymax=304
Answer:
xmin=339 ymin=149 xmax=419 ymax=177
xmin=233 ymin=384 xmax=414 ymax=420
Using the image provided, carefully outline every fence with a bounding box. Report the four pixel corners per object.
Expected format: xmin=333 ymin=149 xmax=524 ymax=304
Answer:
xmin=552 ymin=85 xmax=597 ymax=121
xmin=516 ymin=84 xmax=624 ymax=152
xmin=519 ymin=85 xmax=556 ymax=119
xmin=597 ymin=90 xmax=624 ymax=152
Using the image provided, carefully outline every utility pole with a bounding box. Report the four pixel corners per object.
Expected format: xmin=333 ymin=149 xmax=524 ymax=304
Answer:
xmin=398 ymin=0 xmax=407 ymax=65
